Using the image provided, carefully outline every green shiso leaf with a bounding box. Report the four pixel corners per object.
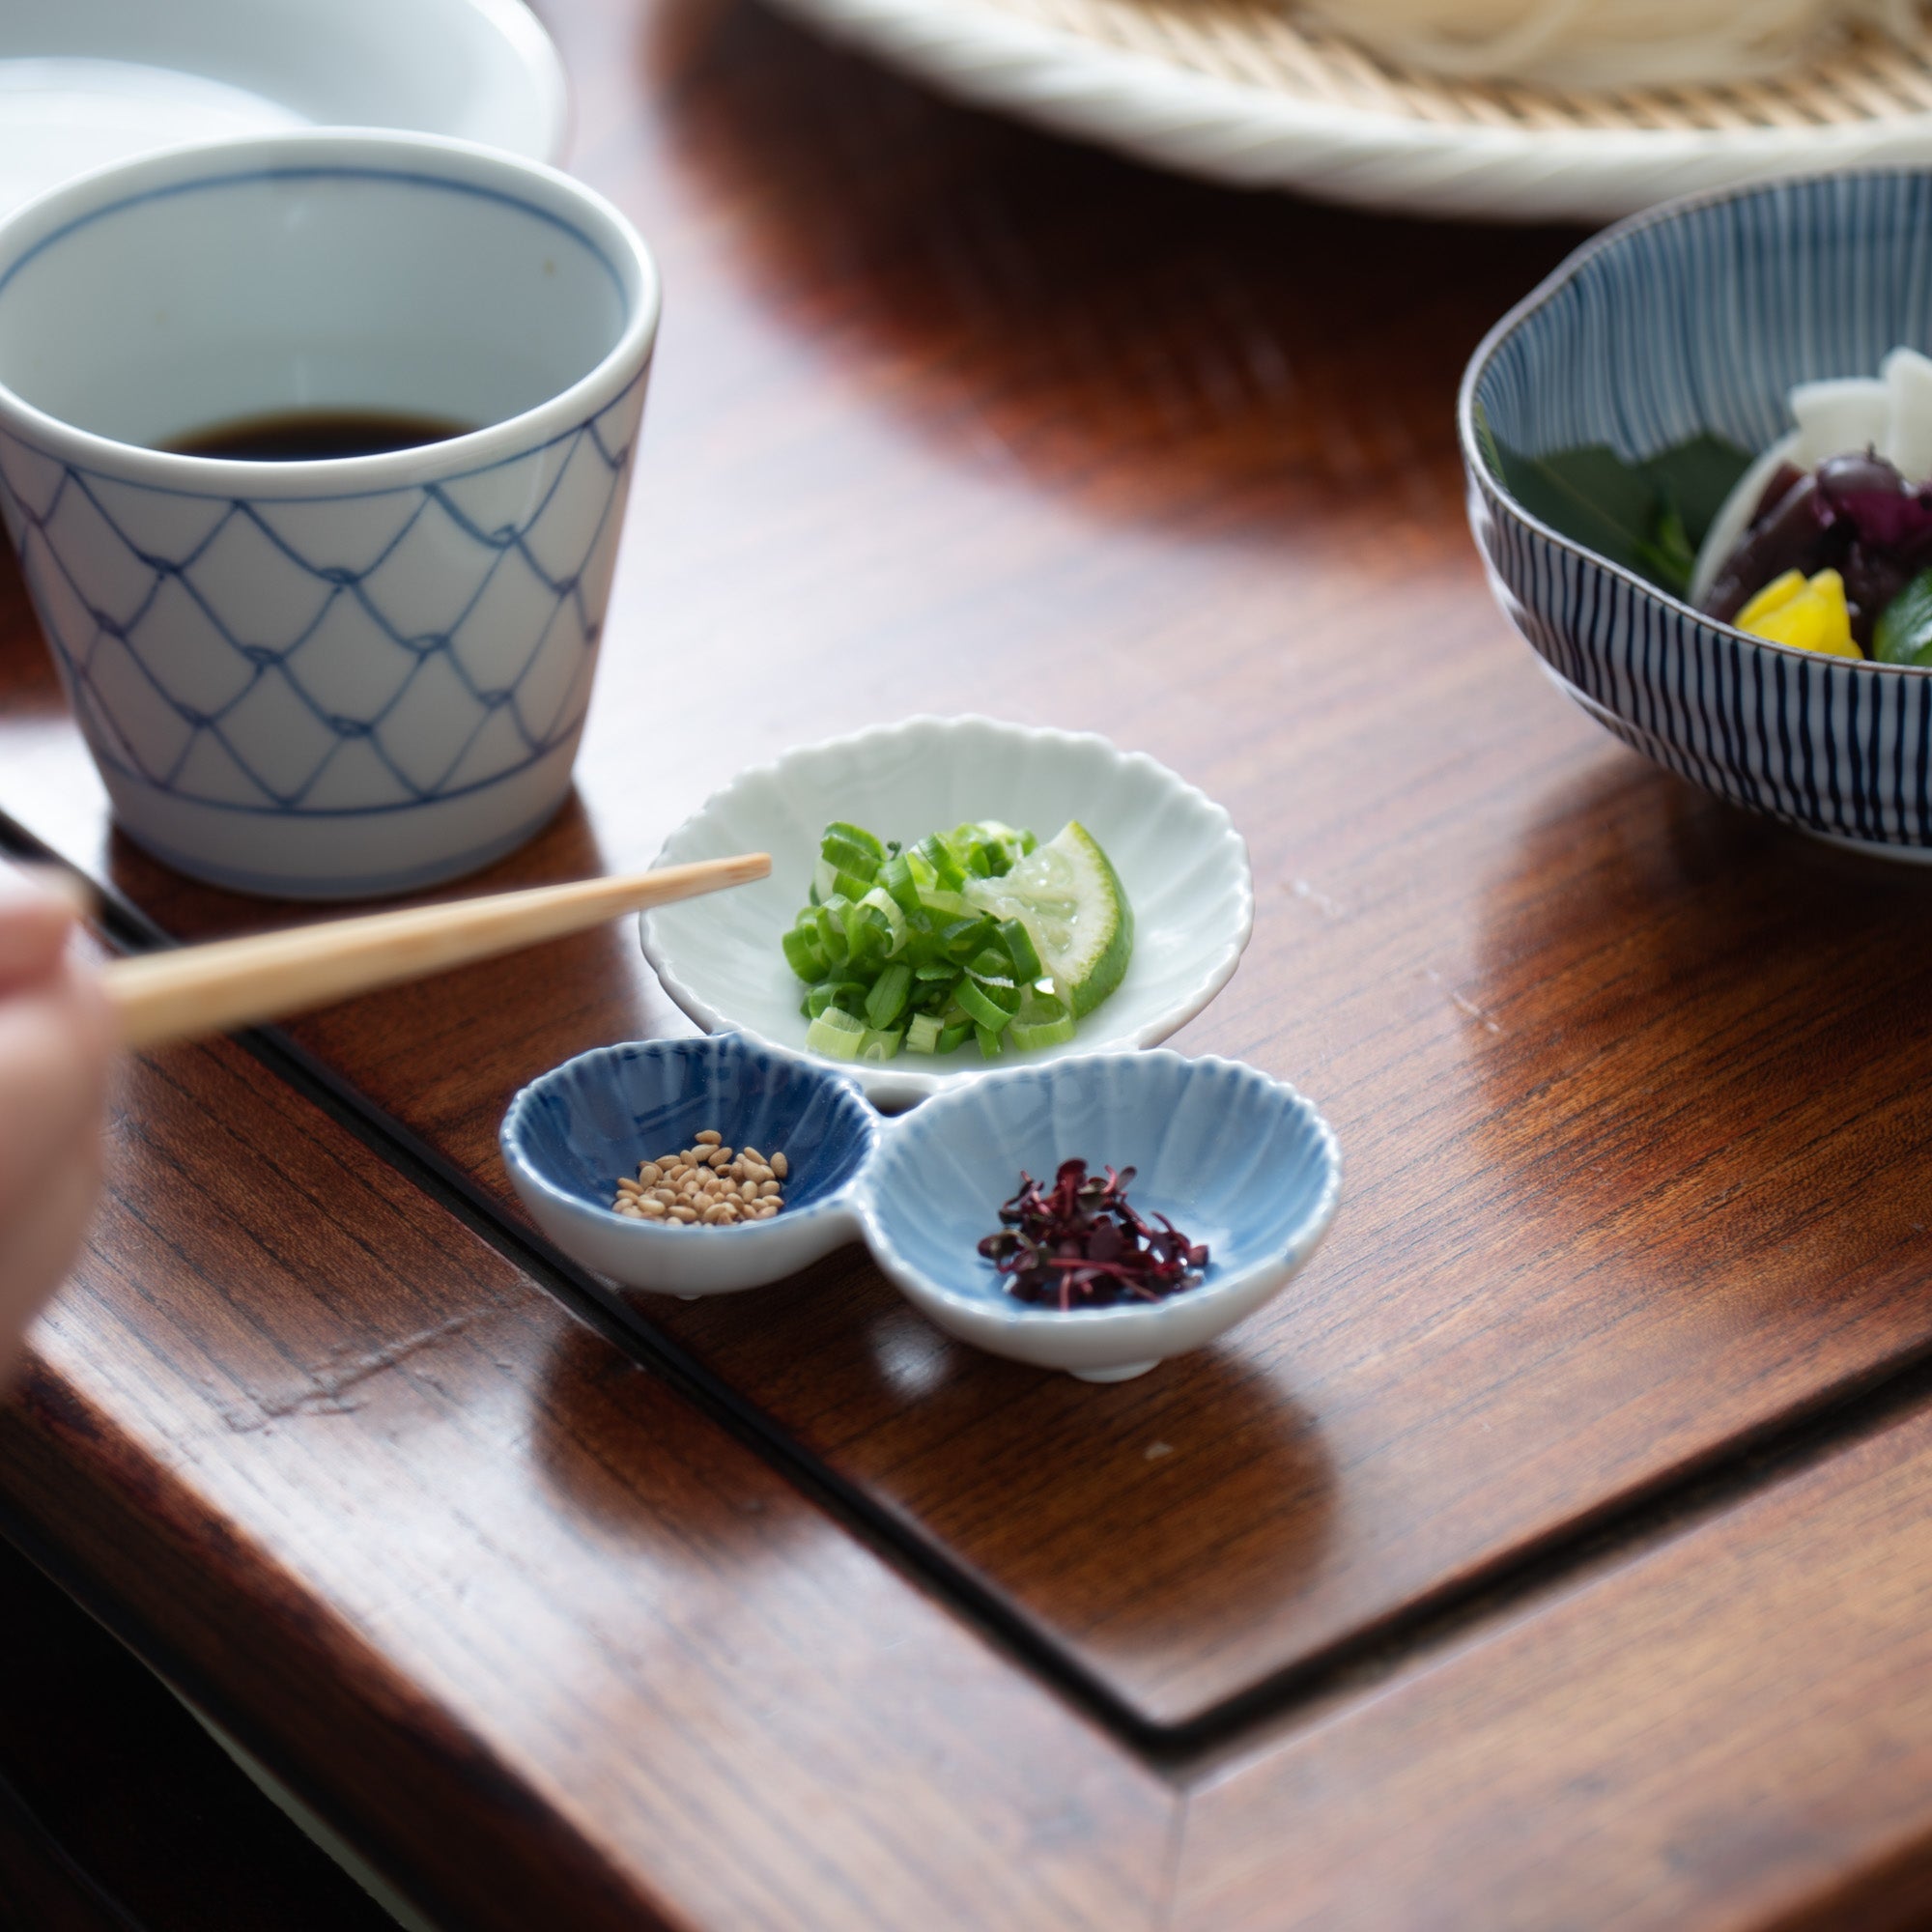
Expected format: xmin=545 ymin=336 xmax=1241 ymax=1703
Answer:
xmin=1644 ymin=434 xmax=1757 ymax=544
xmin=1634 ymin=497 xmax=1695 ymax=596
xmin=1875 ymin=566 xmax=1932 ymax=667
xmin=1486 ymin=426 xmax=1753 ymax=600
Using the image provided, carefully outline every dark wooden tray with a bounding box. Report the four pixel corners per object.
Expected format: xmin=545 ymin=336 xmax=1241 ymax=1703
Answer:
xmin=10 ymin=0 xmax=1932 ymax=1921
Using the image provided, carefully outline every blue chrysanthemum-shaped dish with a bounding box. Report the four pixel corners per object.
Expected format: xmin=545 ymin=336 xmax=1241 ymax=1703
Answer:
xmin=858 ymin=1050 xmax=1341 ymax=1381
xmin=501 ymin=1036 xmax=880 ymax=1296
xmin=501 ymin=1037 xmax=1341 ymax=1379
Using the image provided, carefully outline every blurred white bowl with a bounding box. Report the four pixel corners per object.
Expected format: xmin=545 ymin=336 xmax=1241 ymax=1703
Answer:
xmin=0 ymin=0 xmax=567 ymax=220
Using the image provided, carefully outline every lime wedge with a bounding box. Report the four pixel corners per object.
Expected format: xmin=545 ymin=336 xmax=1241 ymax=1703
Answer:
xmin=965 ymin=821 xmax=1132 ymax=1019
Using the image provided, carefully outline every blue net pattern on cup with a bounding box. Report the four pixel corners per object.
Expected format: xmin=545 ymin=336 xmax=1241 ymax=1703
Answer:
xmin=0 ymin=376 xmax=642 ymax=818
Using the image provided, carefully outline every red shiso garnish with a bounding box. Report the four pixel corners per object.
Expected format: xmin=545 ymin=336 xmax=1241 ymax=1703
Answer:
xmin=977 ymin=1159 xmax=1209 ymax=1311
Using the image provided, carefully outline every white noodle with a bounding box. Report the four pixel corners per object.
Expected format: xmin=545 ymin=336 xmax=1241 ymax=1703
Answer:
xmin=1293 ymin=0 xmax=1923 ymax=89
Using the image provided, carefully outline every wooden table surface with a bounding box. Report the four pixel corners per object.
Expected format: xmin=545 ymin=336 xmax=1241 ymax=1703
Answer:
xmin=10 ymin=0 xmax=1932 ymax=1926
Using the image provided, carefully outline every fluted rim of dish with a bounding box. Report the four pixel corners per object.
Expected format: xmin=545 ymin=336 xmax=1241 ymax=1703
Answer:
xmin=638 ymin=715 xmax=1255 ymax=1106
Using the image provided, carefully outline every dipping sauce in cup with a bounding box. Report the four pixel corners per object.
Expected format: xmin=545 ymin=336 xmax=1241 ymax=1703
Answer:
xmin=0 ymin=129 xmax=660 ymax=898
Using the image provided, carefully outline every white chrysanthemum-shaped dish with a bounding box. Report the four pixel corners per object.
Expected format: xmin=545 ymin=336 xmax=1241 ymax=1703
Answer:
xmin=639 ymin=717 xmax=1254 ymax=1108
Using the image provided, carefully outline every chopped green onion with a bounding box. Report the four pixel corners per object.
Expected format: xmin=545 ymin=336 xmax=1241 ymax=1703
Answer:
xmin=1010 ymin=993 xmax=1075 ymax=1052
xmin=857 ymin=886 xmax=908 ymax=955
xmin=941 ymin=916 xmax=995 ymax=961
xmin=782 ymin=925 xmax=828 ymax=980
xmin=866 ymin=961 xmax=913 ymax=1029
xmin=805 ymin=1008 xmax=867 ymax=1060
xmin=953 ymin=820 xmax=1029 ymax=879
xmin=899 ymin=906 xmax=942 ymax=968
xmin=915 ymin=834 xmax=965 ymax=891
xmin=878 ymin=853 xmax=923 ymax=916
xmin=812 ymin=856 xmax=877 ymax=904
xmin=998 ymin=917 xmax=1042 ymax=982
xmin=786 ymin=815 xmax=1108 ymax=1066
xmin=955 ymin=976 xmax=1018 ymax=1032
xmin=821 ymin=822 xmax=884 ymax=871
xmin=812 ymin=898 xmax=850 ymax=965
xmin=843 ymin=900 xmax=892 ymax=969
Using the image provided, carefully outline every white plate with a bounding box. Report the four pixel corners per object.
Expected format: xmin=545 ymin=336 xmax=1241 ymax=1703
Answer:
xmin=0 ymin=0 xmax=566 ymax=220
xmin=639 ymin=716 xmax=1255 ymax=1109
xmin=763 ymin=0 xmax=1932 ymax=224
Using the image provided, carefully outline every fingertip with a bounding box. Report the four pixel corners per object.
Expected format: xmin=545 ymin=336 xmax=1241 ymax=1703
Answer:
xmin=61 ymin=951 xmax=118 ymax=1074
xmin=2 ymin=864 xmax=94 ymax=921
xmin=0 ymin=866 xmax=82 ymax=987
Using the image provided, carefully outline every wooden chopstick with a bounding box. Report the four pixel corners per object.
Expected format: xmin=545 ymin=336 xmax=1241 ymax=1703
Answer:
xmin=100 ymin=852 xmax=770 ymax=1051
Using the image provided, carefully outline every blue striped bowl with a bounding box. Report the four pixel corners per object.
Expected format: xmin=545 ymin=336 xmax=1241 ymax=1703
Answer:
xmin=1463 ymin=170 xmax=1932 ymax=862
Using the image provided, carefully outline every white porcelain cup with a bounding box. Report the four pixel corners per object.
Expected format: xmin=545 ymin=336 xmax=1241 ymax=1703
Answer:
xmin=0 ymin=129 xmax=659 ymax=897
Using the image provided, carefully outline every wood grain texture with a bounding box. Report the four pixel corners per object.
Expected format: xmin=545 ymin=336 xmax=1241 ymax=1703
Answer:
xmin=1175 ymin=1395 xmax=1932 ymax=1932
xmin=15 ymin=958 xmax=1932 ymax=1930
xmin=0 ymin=1009 xmax=1169 ymax=1932
xmin=13 ymin=0 xmax=1932 ymax=1735
xmin=9 ymin=6 xmax=1932 ymax=1919
xmin=8 ymin=0 xmax=1932 ymax=1777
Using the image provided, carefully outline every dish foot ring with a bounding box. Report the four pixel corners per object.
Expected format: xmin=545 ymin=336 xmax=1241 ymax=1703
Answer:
xmin=1069 ymin=1359 xmax=1158 ymax=1383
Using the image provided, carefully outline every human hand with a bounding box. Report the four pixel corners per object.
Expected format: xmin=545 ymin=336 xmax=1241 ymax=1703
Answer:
xmin=0 ymin=866 xmax=112 ymax=1379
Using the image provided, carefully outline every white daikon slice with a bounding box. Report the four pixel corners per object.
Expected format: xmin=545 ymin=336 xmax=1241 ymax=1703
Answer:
xmin=1790 ymin=378 xmax=1889 ymax=469
xmin=1883 ymin=347 xmax=1932 ymax=483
